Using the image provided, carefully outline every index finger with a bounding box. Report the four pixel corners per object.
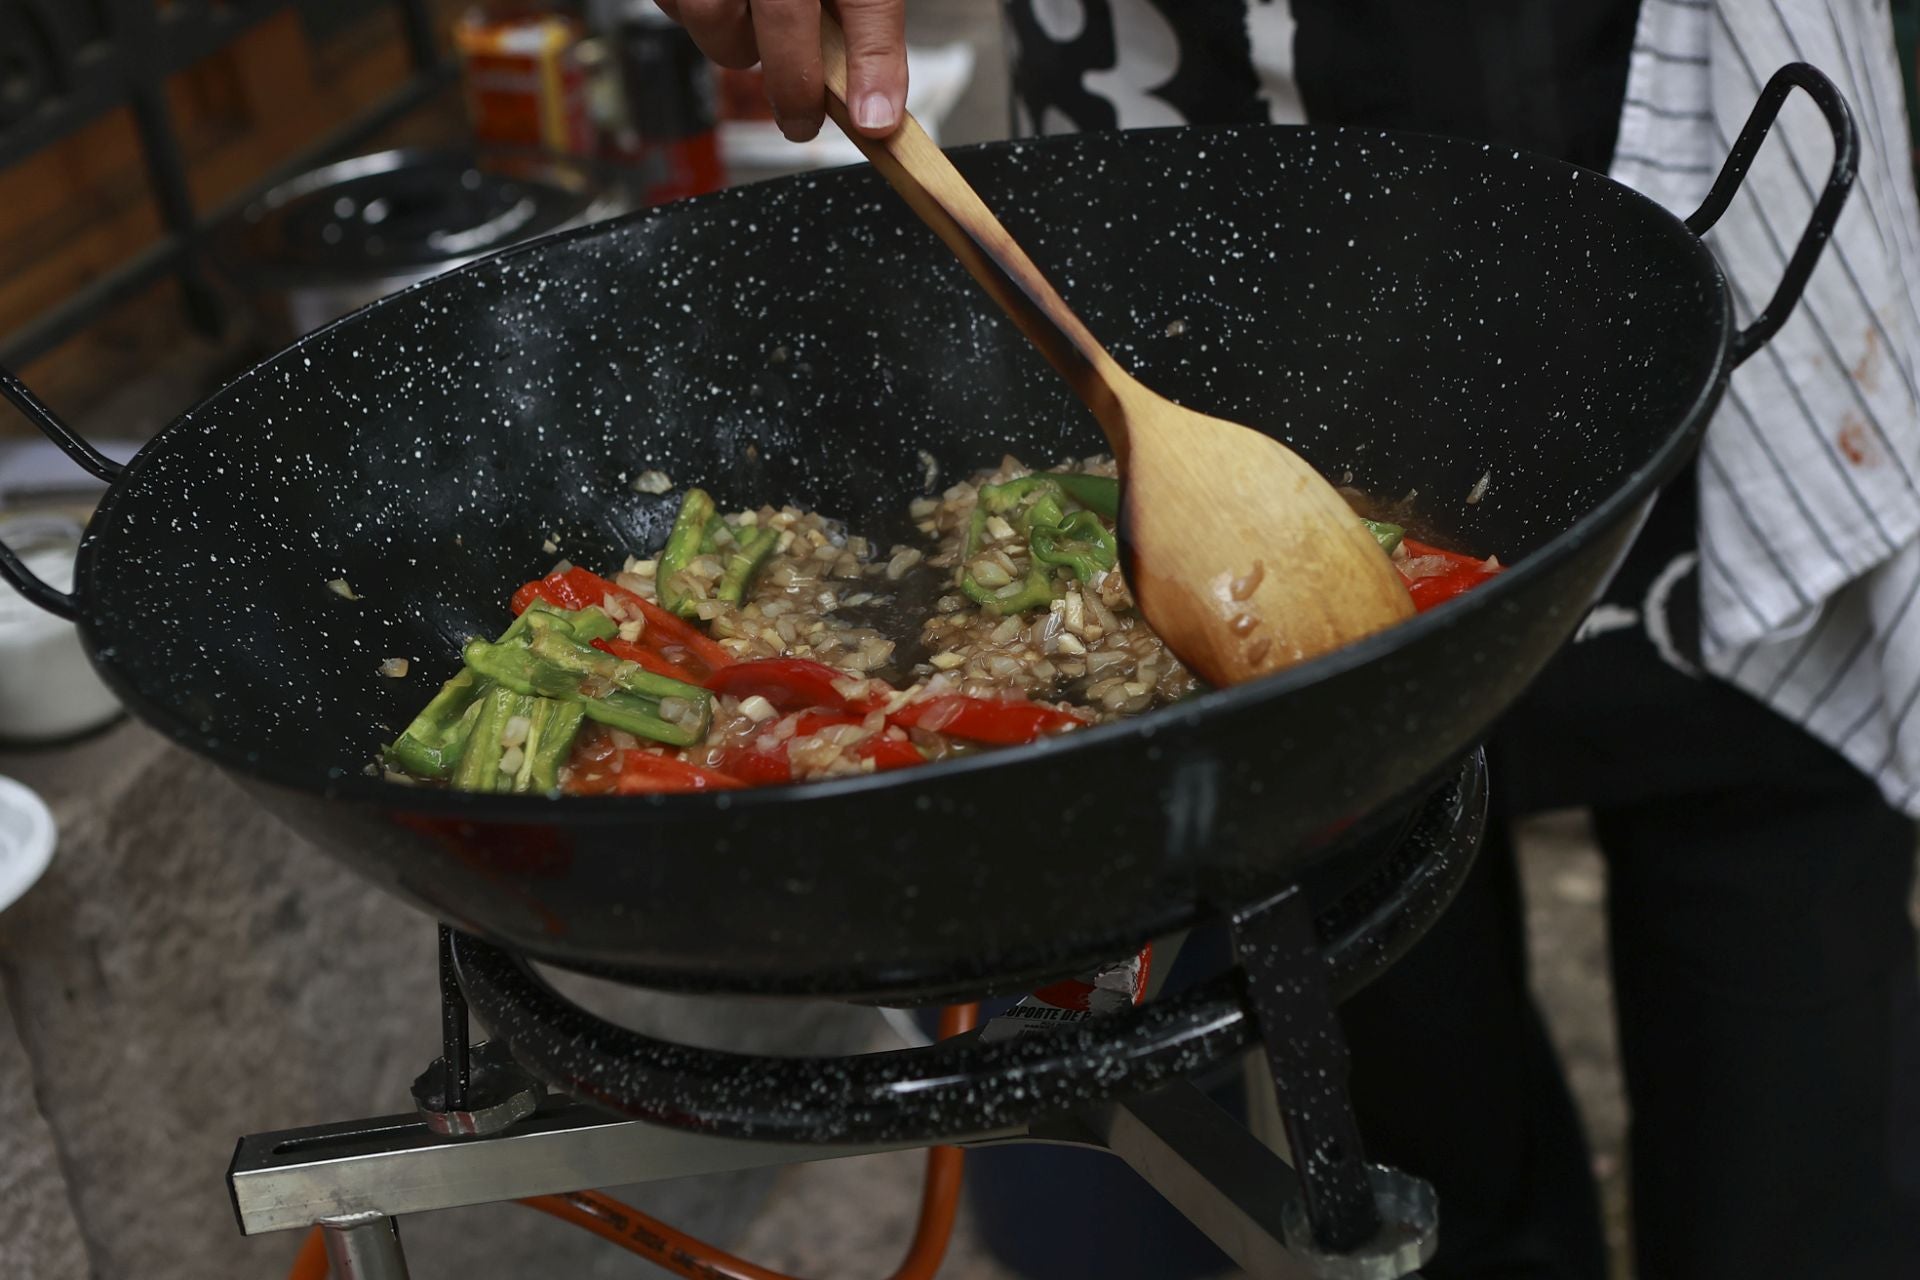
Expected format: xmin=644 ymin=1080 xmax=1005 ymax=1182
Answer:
xmin=751 ymin=0 xmax=826 ymax=142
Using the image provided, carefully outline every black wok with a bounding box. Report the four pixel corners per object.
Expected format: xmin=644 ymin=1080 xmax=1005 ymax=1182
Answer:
xmin=0 ymin=66 xmax=1854 ymax=1000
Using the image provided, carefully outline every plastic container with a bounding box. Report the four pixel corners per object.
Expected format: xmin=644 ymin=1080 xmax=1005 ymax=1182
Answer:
xmin=0 ymin=515 xmax=121 ymax=743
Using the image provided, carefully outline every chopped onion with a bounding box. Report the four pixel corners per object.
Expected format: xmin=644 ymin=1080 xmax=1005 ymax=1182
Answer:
xmin=968 ymin=558 xmax=1012 ymax=588
xmin=1064 ymin=592 xmax=1087 ymax=635
xmin=1466 ymin=471 xmax=1491 ymax=505
xmin=501 ymin=715 xmax=532 ymax=748
xmin=499 ymin=746 xmax=526 ymax=776
xmin=886 ymin=547 xmax=924 ymax=579
xmin=378 ymin=657 xmax=409 ymax=678
xmin=1087 ymin=595 xmax=1122 ymax=633
xmin=328 ymin=578 xmax=359 ymax=601
xmin=634 ymin=470 xmax=673 ymax=494
xmin=1401 ymin=555 xmax=1452 ymax=580
xmin=916 ymin=699 xmax=963 ymax=732
xmin=739 ymin=694 xmax=779 ymax=722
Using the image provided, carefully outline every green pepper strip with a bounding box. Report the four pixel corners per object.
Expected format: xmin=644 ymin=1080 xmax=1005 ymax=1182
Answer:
xmin=717 ymin=525 xmax=780 ymax=604
xmin=1030 ymin=509 xmax=1118 ymax=583
xmin=978 ymin=473 xmax=1118 ymax=521
xmin=452 ymin=686 xmax=523 ymax=792
xmin=464 ymin=620 xmax=711 ymax=747
xmin=387 ymin=668 xmax=487 ymax=778
xmin=450 ymin=688 xmax=590 ymax=794
xmin=959 ymin=507 xmax=1056 ymax=615
xmin=657 ymin=487 xmax=717 ymax=618
xmin=1052 ymin=473 xmax=1119 ymax=519
xmin=977 ymin=475 xmax=1054 ymax=516
xmin=1362 ymin=519 xmax=1405 ymax=555
xmin=515 ymin=697 xmax=587 ymax=793
xmin=965 ymin=475 xmax=1122 ymax=612
xmin=525 ymin=600 xmax=619 ymax=643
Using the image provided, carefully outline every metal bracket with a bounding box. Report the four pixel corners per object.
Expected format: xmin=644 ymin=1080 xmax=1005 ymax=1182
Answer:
xmin=230 ymin=1079 xmax=1433 ymax=1280
xmin=1232 ymin=887 xmax=1383 ymax=1252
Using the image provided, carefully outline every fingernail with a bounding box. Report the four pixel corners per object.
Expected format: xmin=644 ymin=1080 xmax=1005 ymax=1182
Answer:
xmin=853 ymin=92 xmax=897 ymax=132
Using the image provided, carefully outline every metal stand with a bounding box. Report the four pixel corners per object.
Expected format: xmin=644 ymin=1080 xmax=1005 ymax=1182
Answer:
xmin=229 ymin=755 xmax=1487 ymax=1279
xmin=1232 ymin=888 xmax=1382 ymax=1252
xmin=232 ymin=1081 xmax=1431 ymax=1280
xmin=321 ymin=1216 xmax=411 ymax=1280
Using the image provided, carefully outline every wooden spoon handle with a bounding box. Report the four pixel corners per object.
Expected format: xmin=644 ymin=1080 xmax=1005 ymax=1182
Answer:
xmin=818 ymin=17 xmax=1134 ymax=451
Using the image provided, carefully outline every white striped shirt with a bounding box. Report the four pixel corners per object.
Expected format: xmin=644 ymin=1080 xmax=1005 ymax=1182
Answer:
xmin=1610 ymin=0 xmax=1920 ymax=817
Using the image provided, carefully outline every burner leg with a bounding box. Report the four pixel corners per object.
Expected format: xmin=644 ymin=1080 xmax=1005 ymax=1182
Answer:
xmin=438 ymin=925 xmax=471 ymax=1112
xmin=323 ymin=1215 xmax=411 ymax=1279
xmin=1061 ymin=1081 xmax=1436 ymax=1280
xmin=1231 ymin=886 xmax=1382 ymax=1254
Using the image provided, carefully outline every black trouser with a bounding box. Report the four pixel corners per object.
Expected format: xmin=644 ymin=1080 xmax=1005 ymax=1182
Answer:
xmin=1340 ymin=464 xmax=1920 ymax=1279
xmin=1281 ymin=6 xmax=1920 ymax=1273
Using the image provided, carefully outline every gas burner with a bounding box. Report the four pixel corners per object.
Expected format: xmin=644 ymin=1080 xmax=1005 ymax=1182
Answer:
xmin=229 ymin=751 xmax=1485 ymax=1279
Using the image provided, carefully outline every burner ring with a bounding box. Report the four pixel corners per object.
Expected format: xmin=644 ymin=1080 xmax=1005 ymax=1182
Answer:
xmin=453 ymin=751 xmax=1485 ymax=1145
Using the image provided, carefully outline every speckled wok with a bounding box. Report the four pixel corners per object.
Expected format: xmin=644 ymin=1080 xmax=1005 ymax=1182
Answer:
xmin=0 ymin=67 xmax=1853 ymax=998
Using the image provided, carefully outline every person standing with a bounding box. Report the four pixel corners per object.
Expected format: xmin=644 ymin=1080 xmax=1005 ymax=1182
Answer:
xmin=653 ymin=2 xmax=1920 ymax=1276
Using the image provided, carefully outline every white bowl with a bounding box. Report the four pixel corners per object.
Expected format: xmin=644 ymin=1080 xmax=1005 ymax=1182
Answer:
xmin=0 ymin=515 xmax=121 ymax=743
xmin=0 ymin=775 xmax=55 ymax=914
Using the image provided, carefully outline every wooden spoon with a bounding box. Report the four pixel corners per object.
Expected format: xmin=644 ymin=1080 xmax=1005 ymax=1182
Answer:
xmin=816 ymin=20 xmax=1414 ymax=686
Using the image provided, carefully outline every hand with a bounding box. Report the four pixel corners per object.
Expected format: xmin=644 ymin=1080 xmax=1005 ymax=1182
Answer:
xmin=653 ymin=0 xmax=907 ymax=143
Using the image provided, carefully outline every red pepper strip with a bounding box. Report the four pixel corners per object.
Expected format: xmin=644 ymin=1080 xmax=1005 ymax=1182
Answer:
xmin=889 ymin=695 xmax=1088 ymax=745
xmin=714 ymin=744 xmax=794 ymax=786
xmin=711 ymin=711 xmax=851 ymax=785
xmin=511 ymin=576 xmax=578 ymax=615
xmin=511 ymin=567 xmax=735 ymax=676
xmin=859 ymin=734 xmax=925 ymax=771
xmin=591 ymin=637 xmax=704 ymax=684
xmin=787 ymin=713 xmax=923 ymax=771
xmin=614 ymin=751 xmax=745 ymax=792
xmin=1398 ymin=538 xmax=1501 ymax=612
xmin=792 ymin=709 xmax=860 ymax=734
xmin=717 ymin=718 xmax=925 ymax=785
xmin=704 ymin=658 xmax=881 ymax=714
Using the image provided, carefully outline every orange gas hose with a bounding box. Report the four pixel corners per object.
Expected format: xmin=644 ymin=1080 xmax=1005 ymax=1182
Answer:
xmin=288 ymin=1003 xmax=981 ymax=1280
xmin=523 ymin=1001 xmax=980 ymax=1280
xmin=289 ymin=1225 xmax=329 ymax=1280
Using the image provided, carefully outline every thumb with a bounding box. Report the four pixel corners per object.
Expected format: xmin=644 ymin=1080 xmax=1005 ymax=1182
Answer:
xmin=835 ymin=0 xmax=907 ymax=136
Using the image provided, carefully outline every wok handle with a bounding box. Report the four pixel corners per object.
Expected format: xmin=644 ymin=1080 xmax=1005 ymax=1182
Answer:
xmin=1685 ymin=63 xmax=1859 ymax=367
xmin=0 ymin=365 xmax=121 ymax=620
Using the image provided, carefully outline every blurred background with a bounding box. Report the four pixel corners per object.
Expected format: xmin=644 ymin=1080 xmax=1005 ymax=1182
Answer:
xmin=0 ymin=4 xmax=1916 ymax=1280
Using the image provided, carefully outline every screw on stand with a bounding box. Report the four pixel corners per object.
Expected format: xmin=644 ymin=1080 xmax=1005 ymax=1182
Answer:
xmin=439 ymin=925 xmax=471 ymax=1113
xmin=412 ymin=927 xmax=545 ymax=1138
xmin=1231 ymin=887 xmax=1389 ymax=1255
